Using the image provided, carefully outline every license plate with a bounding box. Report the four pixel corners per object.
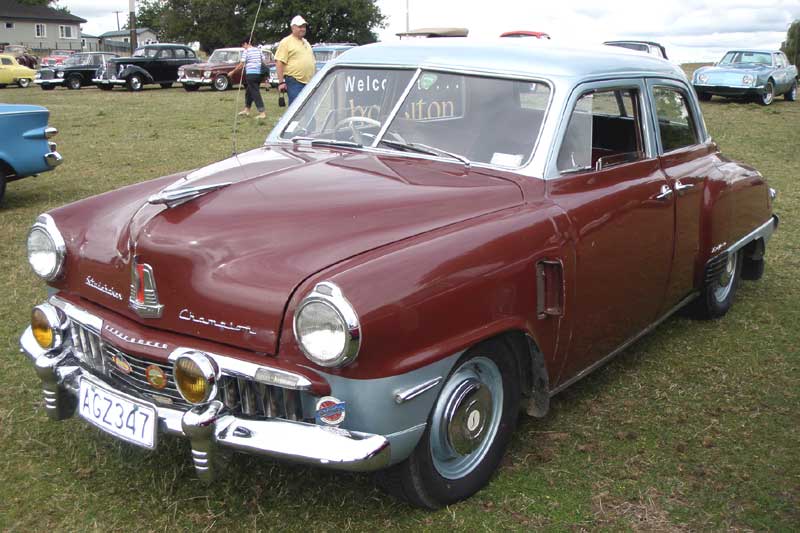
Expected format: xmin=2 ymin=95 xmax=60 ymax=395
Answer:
xmin=78 ymin=377 xmax=157 ymax=449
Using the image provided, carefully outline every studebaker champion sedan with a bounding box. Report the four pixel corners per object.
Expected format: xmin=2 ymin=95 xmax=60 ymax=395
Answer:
xmin=20 ymin=40 xmax=778 ymax=508
xmin=1 ymin=104 xmax=61 ymax=203
xmin=692 ymin=49 xmax=798 ymax=105
xmin=178 ymin=47 xmax=252 ymax=92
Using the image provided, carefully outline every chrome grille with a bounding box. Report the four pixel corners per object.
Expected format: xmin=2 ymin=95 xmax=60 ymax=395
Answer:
xmin=219 ymin=377 xmax=306 ymax=420
xmin=39 ymin=69 xmax=55 ymax=80
xmin=69 ymin=320 xmax=105 ymax=374
xmin=184 ymin=68 xmax=200 ymax=77
xmin=103 ymin=344 xmax=188 ymax=408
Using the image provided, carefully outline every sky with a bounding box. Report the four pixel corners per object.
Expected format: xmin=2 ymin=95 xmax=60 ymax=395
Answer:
xmin=60 ymin=0 xmax=799 ymax=63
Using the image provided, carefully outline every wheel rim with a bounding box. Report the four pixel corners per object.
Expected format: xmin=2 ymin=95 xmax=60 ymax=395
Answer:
xmin=19 ymin=78 xmax=30 ymax=87
xmin=763 ymin=85 xmax=773 ymax=104
xmin=131 ymin=77 xmax=141 ymax=90
xmin=714 ymin=254 xmax=736 ymax=302
xmin=69 ymin=78 xmax=79 ymax=89
xmin=430 ymin=356 xmax=504 ymax=480
xmin=792 ymin=85 xmax=797 ymax=99
xmin=214 ymin=76 xmax=228 ymax=90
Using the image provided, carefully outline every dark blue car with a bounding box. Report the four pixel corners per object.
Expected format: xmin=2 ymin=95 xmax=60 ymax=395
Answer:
xmin=0 ymin=104 xmax=62 ymax=203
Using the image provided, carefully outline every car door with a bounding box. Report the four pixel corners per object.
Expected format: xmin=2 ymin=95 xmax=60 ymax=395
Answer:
xmin=646 ymin=79 xmax=714 ymax=313
xmin=154 ymin=48 xmax=174 ymax=81
xmin=547 ymin=79 xmax=675 ymax=382
xmin=0 ymin=56 xmax=14 ymax=83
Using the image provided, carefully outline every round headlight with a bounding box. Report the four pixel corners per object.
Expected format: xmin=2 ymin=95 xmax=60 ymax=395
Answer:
xmin=742 ymin=74 xmax=755 ymax=86
xmin=293 ymin=282 xmax=360 ymax=368
xmin=26 ymin=214 xmax=66 ymax=281
xmin=56 ymin=71 xmax=64 ymax=78
xmin=31 ymin=304 xmax=64 ymax=350
xmin=698 ymin=73 xmax=708 ymax=83
xmin=174 ymin=351 xmax=218 ymax=404
xmin=203 ymin=70 xmax=211 ymax=78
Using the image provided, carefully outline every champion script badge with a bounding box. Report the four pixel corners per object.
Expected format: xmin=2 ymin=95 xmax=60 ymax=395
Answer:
xmin=178 ymin=308 xmax=257 ymax=335
xmin=85 ymin=276 xmax=124 ymax=301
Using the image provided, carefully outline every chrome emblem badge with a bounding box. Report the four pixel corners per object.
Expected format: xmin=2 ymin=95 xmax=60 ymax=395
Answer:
xmin=129 ymin=258 xmax=164 ymax=319
xmin=112 ymin=354 xmax=132 ymax=375
xmin=145 ymin=364 xmax=167 ymax=389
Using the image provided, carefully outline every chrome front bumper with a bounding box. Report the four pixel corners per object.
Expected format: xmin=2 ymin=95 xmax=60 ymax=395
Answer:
xmin=92 ymin=78 xmax=127 ymax=85
xmin=34 ymin=79 xmax=65 ymax=85
xmin=178 ymin=76 xmax=212 ymax=85
xmin=20 ymin=318 xmax=390 ymax=480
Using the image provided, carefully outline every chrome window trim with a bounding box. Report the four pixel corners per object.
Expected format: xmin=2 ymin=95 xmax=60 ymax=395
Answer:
xmin=645 ymin=78 xmax=710 ymax=155
xmin=544 ymin=78 xmax=656 ymax=180
xmin=267 ymin=62 xmax=556 ymax=176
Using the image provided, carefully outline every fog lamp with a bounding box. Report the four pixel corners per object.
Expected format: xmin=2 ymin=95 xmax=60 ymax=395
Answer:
xmin=174 ymin=351 xmax=218 ymax=404
xmin=31 ymin=304 xmax=63 ymax=350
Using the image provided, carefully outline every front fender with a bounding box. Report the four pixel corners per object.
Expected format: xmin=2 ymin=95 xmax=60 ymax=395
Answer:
xmin=119 ymin=65 xmax=154 ymax=83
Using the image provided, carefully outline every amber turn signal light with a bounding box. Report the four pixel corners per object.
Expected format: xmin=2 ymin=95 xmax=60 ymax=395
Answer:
xmin=31 ymin=305 xmax=62 ymax=350
xmin=174 ymin=352 xmax=218 ymax=405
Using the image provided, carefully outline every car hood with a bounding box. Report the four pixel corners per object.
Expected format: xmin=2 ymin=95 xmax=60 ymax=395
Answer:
xmin=186 ymin=61 xmax=236 ymax=70
xmin=698 ymin=64 xmax=772 ymax=75
xmin=49 ymin=145 xmax=523 ymax=354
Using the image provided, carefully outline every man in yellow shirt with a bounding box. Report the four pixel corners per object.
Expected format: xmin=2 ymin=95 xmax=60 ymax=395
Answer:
xmin=275 ymin=15 xmax=316 ymax=105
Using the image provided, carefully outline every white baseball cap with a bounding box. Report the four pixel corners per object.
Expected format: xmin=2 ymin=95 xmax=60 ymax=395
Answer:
xmin=291 ymin=15 xmax=307 ymax=27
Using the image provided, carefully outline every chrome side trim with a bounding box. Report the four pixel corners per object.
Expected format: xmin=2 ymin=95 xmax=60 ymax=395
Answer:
xmin=549 ymin=291 xmax=699 ymax=396
xmin=50 ymin=295 xmax=102 ymax=331
xmin=394 ymin=376 xmax=443 ymax=404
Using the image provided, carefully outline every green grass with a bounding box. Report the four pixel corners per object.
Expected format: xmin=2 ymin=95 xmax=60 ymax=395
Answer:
xmin=1 ymin=75 xmax=798 ymax=531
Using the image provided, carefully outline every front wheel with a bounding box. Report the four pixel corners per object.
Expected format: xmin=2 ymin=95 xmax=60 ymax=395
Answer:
xmin=786 ymin=81 xmax=797 ymax=102
xmin=697 ymin=92 xmax=712 ymax=102
xmin=377 ymin=338 xmax=521 ymax=508
xmin=127 ymin=74 xmax=144 ymax=91
xmin=213 ymin=74 xmax=230 ymax=91
xmin=66 ymin=76 xmax=81 ymax=90
xmin=759 ymin=81 xmax=774 ymax=106
xmin=18 ymin=78 xmax=31 ymax=88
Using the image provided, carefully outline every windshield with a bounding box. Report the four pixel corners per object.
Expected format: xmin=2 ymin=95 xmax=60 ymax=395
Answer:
xmin=209 ymin=49 xmax=241 ymax=63
xmin=280 ymin=67 xmax=551 ymax=168
xmin=63 ymin=54 xmax=92 ymax=66
xmin=719 ymin=51 xmax=772 ymax=66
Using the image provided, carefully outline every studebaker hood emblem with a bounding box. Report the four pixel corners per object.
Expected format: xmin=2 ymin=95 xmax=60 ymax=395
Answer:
xmin=56 ymin=146 xmax=523 ymax=354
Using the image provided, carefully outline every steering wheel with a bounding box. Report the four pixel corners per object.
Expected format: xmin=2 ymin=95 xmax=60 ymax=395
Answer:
xmin=334 ymin=116 xmax=381 ymax=144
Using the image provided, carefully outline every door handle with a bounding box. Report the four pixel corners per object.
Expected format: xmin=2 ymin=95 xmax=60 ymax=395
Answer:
xmin=655 ymin=185 xmax=673 ymax=201
xmin=674 ymin=180 xmax=695 ymax=194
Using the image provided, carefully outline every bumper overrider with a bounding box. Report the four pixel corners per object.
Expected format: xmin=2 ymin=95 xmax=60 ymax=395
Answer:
xmin=20 ymin=295 xmax=392 ymax=480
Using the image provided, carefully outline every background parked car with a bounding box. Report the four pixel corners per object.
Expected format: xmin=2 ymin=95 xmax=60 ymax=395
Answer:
xmin=178 ymin=47 xmax=251 ymax=91
xmin=269 ymin=43 xmax=353 ymax=87
xmin=500 ymin=30 xmax=551 ymax=39
xmin=35 ymin=52 xmax=118 ymax=90
xmin=0 ymin=53 xmax=35 ymax=88
xmin=604 ymin=40 xmax=669 ymax=60
xmin=93 ymin=43 xmax=200 ymax=92
xmin=0 ymin=44 xmax=38 ymax=68
xmin=0 ymin=104 xmax=61 ymax=204
xmin=41 ymin=49 xmax=77 ymax=67
xmin=692 ymin=49 xmax=798 ymax=105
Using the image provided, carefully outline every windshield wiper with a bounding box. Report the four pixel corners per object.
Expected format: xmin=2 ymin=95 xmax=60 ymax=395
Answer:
xmin=378 ymin=139 xmax=471 ymax=169
xmin=291 ymin=136 xmax=362 ymax=149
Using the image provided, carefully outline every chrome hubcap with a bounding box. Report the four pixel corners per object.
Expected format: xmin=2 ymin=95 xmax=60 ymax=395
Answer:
xmin=132 ymin=78 xmax=141 ymax=90
xmin=714 ymin=254 xmax=736 ymax=302
xmin=430 ymin=356 xmax=503 ymax=479
xmin=215 ymin=77 xmax=227 ymax=90
xmin=763 ymin=87 xmax=773 ymax=104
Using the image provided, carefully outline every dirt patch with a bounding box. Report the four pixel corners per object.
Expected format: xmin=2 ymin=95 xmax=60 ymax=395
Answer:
xmin=592 ymin=488 xmax=689 ymax=532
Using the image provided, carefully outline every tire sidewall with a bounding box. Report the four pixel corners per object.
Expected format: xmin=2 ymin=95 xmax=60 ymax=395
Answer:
xmin=213 ymin=75 xmax=229 ymax=91
xmin=761 ymin=82 xmax=774 ymax=105
xmin=128 ymin=75 xmax=143 ymax=91
xmin=18 ymin=78 xmax=31 ymax=88
xmin=67 ymin=76 xmax=81 ymax=90
xmin=407 ymin=339 xmax=521 ymax=506
xmin=703 ymin=250 xmax=743 ymax=317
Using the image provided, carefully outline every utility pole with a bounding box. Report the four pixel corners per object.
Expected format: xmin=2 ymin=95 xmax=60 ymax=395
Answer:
xmin=128 ymin=0 xmax=137 ymax=54
xmin=113 ymin=10 xmax=122 ymax=31
xmin=405 ymin=0 xmax=410 ymax=32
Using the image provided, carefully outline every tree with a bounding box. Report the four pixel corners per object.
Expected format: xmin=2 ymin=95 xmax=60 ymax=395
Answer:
xmin=137 ymin=0 xmax=385 ymax=53
xmin=781 ymin=19 xmax=799 ymax=69
xmin=15 ymin=0 xmax=57 ymax=5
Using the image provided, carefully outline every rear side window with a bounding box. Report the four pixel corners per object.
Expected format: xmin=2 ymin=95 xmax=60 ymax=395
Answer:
xmin=174 ymin=48 xmax=186 ymax=59
xmin=1 ymin=57 xmax=12 ymax=65
xmin=557 ymin=87 xmax=645 ymax=173
xmin=652 ymin=87 xmax=699 ymax=152
xmin=158 ymin=48 xmax=174 ymax=59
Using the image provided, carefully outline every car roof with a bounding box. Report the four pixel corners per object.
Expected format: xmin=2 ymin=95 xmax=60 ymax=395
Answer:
xmin=212 ymin=47 xmax=243 ymax=52
xmin=338 ymin=39 xmax=684 ymax=82
xmin=142 ymin=43 xmax=192 ymax=49
xmin=722 ymin=49 xmax=777 ymax=54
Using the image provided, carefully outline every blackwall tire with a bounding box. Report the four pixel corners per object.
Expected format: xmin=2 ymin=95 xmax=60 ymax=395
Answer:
xmin=692 ymin=250 xmax=743 ymax=319
xmin=376 ymin=337 xmax=521 ymax=508
xmin=127 ymin=75 xmax=143 ymax=91
xmin=67 ymin=76 xmax=81 ymax=90
xmin=785 ymin=81 xmax=797 ymax=102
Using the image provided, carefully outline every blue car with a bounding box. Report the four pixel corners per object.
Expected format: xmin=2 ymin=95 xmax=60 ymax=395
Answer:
xmin=692 ymin=49 xmax=798 ymax=105
xmin=0 ymin=104 xmax=62 ymax=203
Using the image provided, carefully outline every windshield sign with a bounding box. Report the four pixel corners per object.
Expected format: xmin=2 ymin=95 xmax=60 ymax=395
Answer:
xmin=280 ymin=68 xmax=551 ymax=168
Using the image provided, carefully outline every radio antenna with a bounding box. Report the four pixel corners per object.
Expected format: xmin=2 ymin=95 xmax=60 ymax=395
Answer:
xmin=231 ymin=0 xmax=265 ymax=157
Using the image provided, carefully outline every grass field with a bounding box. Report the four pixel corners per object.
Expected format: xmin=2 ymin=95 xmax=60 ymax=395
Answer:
xmin=0 ymin=72 xmax=798 ymax=531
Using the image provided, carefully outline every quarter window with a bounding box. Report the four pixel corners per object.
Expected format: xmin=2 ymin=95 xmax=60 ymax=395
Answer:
xmin=557 ymin=87 xmax=645 ymax=173
xmin=1 ymin=57 xmax=13 ymax=66
xmin=174 ymin=48 xmax=186 ymax=58
xmin=652 ymin=87 xmax=699 ymax=152
xmin=35 ymin=23 xmax=46 ymax=38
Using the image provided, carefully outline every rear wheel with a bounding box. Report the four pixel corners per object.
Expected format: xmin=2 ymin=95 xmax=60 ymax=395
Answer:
xmin=66 ymin=75 xmax=81 ymax=90
xmin=213 ymin=74 xmax=230 ymax=91
xmin=786 ymin=81 xmax=797 ymax=102
xmin=697 ymin=92 xmax=712 ymax=102
xmin=692 ymin=250 xmax=742 ymax=319
xmin=376 ymin=337 xmax=521 ymax=508
xmin=759 ymin=81 xmax=774 ymax=106
xmin=17 ymin=78 xmax=31 ymax=88
xmin=127 ymin=74 xmax=144 ymax=91
xmin=0 ymin=174 xmax=6 ymax=205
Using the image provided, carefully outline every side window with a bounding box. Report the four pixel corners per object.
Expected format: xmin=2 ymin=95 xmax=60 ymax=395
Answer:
xmin=158 ymin=48 xmax=174 ymax=59
xmin=557 ymin=87 xmax=645 ymax=173
xmin=187 ymin=49 xmax=196 ymax=58
xmin=652 ymin=87 xmax=699 ymax=152
xmin=174 ymin=48 xmax=186 ymax=59
xmin=1 ymin=57 xmax=13 ymax=65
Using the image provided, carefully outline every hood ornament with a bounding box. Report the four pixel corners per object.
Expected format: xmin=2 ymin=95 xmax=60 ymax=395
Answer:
xmin=148 ymin=182 xmax=232 ymax=208
xmin=129 ymin=258 xmax=164 ymax=318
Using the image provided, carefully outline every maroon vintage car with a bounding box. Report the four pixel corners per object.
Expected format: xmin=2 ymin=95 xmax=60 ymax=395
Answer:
xmin=41 ymin=49 xmax=76 ymax=67
xmin=21 ymin=40 xmax=778 ymax=508
xmin=178 ymin=47 xmax=274 ymax=91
